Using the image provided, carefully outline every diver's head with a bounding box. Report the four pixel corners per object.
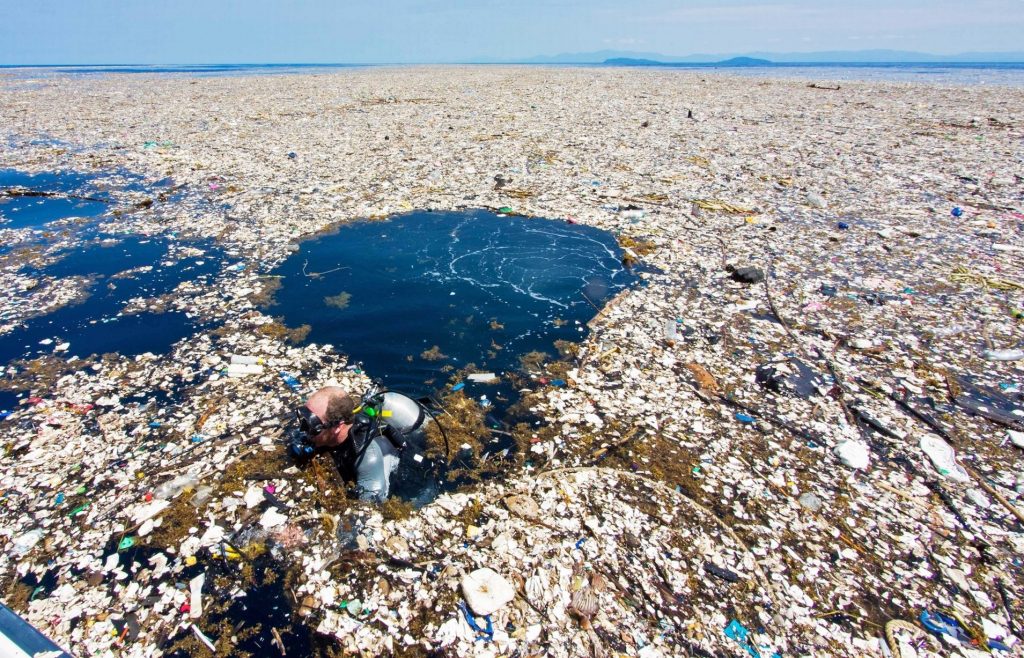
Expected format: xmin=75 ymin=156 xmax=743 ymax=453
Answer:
xmin=297 ymin=386 xmax=356 ymax=448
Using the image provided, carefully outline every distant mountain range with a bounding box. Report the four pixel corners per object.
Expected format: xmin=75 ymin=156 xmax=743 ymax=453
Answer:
xmin=479 ymin=49 xmax=1024 ymax=64
xmin=605 ymin=56 xmax=772 ymax=67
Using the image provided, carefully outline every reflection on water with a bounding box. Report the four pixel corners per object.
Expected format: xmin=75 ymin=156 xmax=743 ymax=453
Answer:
xmin=272 ymin=210 xmax=638 ymax=406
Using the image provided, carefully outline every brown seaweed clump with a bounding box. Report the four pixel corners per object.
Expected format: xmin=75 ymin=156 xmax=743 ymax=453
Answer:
xmin=249 ymin=276 xmax=283 ymax=307
xmin=323 ymin=291 xmax=352 ymax=310
xmin=257 ymin=319 xmax=311 ymax=343
xmin=518 ymin=350 xmax=550 ymax=372
xmin=419 ymin=345 xmax=447 ymax=361
xmin=423 ymin=390 xmax=489 ymax=466
xmin=618 ymin=235 xmax=658 ymax=266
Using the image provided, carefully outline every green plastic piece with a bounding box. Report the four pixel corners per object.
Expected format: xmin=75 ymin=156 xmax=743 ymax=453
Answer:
xmin=118 ymin=536 xmax=136 ymax=551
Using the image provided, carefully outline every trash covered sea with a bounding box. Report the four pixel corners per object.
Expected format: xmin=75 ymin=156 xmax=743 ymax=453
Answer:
xmin=0 ymin=164 xmax=647 ymax=654
xmin=1 ymin=168 xmax=225 ymax=414
xmin=0 ymin=66 xmax=1022 ymax=658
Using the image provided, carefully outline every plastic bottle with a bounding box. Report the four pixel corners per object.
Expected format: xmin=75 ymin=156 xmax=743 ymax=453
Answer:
xmin=153 ymin=474 xmax=199 ymax=500
xmin=280 ymin=372 xmax=302 ymax=392
xmin=982 ymin=349 xmax=1024 ymax=362
xmin=11 ymin=529 xmax=45 ymax=556
xmin=230 ymin=355 xmax=263 ymax=365
xmin=227 ymin=362 xmax=263 ymax=377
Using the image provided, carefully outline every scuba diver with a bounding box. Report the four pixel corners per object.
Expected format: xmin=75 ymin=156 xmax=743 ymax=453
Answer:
xmin=289 ymin=383 xmax=435 ymax=502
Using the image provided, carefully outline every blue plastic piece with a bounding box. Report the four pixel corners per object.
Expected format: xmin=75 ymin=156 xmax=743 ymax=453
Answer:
xmin=837 ymin=221 xmax=849 ymax=230
xmin=735 ymin=413 xmax=755 ymax=424
xmin=458 ymin=601 xmax=494 ymax=641
xmin=280 ymin=372 xmax=302 ymax=392
xmin=724 ymin=619 xmax=781 ymax=658
xmin=452 ymin=382 xmax=465 ymax=392
xmin=951 ymin=206 xmax=963 ymax=217
xmin=919 ymin=610 xmax=972 ymax=644
xmin=724 ymin=620 xmax=758 ymax=658
xmin=550 ymin=379 xmax=566 ymax=387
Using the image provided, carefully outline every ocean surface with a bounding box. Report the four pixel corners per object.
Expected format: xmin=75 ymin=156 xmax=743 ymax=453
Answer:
xmin=635 ymin=61 xmax=1024 ymax=86
xmin=1 ymin=62 xmax=1022 ymax=86
xmin=271 ymin=209 xmax=638 ymax=407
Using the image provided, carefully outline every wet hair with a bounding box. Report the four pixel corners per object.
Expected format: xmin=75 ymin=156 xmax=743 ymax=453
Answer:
xmin=323 ymin=393 xmax=356 ymax=426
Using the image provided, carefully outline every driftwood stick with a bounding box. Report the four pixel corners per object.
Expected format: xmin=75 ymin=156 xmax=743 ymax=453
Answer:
xmin=301 ymin=259 xmax=347 ymax=278
xmin=763 ymin=258 xmax=862 ymax=432
xmin=964 ymin=465 xmax=1024 ymax=526
xmin=2 ymin=188 xmax=111 ymax=203
xmin=888 ymin=392 xmax=1024 ymax=525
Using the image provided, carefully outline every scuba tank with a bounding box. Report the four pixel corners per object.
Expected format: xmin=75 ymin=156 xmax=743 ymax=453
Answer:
xmin=351 ymin=388 xmax=439 ymax=502
xmin=378 ymin=391 xmax=429 ymax=450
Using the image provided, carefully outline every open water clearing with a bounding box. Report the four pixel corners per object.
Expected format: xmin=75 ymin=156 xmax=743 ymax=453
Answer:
xmin=273 ymin=209 xmax=638 ymax=405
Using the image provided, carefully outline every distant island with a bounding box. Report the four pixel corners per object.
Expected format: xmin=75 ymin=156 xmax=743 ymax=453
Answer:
xmin=604 ymin=56 xmax=772 ymax=67
xmin=501 ymin=48 xmax=1024 ymax=65
xmin=715 ymin=57 xmax=772 ymax=67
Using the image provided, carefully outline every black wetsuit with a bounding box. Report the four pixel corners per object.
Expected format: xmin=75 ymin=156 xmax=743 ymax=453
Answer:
xmin=334 ymin=416 xmax=406 ymax=502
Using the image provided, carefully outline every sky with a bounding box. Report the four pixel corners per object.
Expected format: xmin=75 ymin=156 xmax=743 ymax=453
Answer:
xmin=1 ymin=0 xmax=1022 ymax=64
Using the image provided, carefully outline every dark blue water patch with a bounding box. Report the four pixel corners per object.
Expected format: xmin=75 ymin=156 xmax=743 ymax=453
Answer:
xmin=0 ymin=169 xmax=98 ymax=191
xmin=272 ymin=210 xmax=638 ymax=405
xmin=0 ymin=169 xmax=109 ymax=229
xmin=0 ymin=196 xmax=109 ymax=229
xmin=0 ymin=236 xmax=223 ymax=364
xmin=0 ymin=390 xmax=22 ymax=419
xmin=0 ymin=312 xmax=205 ymax=364
xmin=1 ymin=63 xmax=370 ymax=77
xmin=40 ymin=236 xmax=169 ymax=279
xmin=28 ymin=235 xmax=221 ymax=291
xmin=0 ymin=168 xmax=155 ymax=230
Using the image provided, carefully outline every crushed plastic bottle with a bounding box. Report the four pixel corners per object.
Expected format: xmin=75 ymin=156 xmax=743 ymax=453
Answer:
xmin=153 ymin=474 xmax=199 ymax=500
xmin=230 ymin=355 xmax=263 ymax=365
xmin=280 ymin=372 xmax=303 ymax=393
xmin=920 ymin=435 xmax=970 ymax=481
xmin=982 ymin=348 xmax=1024 ymax=362
xmin=798 ymin=492 xmax=823 ymax=512
xmin=11 ymin=528 xmax=45 ymax=556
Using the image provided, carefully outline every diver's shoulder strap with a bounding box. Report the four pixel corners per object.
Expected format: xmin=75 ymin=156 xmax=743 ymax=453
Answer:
xmin=380 ymin=423 xmax=407 ymax=452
